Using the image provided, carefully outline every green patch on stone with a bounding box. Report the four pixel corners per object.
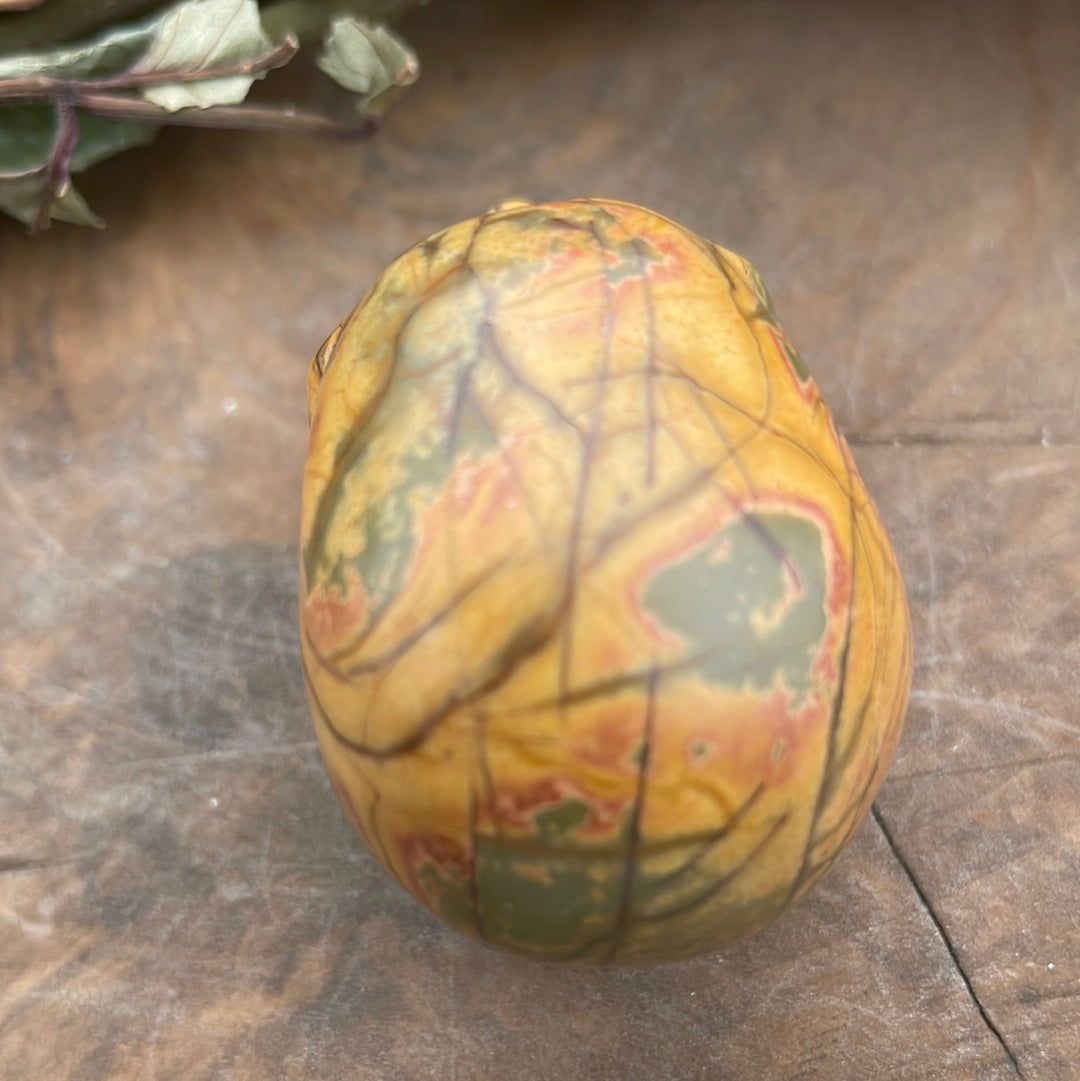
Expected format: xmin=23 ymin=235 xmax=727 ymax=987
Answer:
xmin=422 ymin=793 xmax=798 ymax=961
xmin=419 ymin=862 xmax=475 ymax=932
xmin=603 ymin=236 xmax=662 ymax=286
xmin=302 ymin=440 xmax=370 ymax=590
xmin=643 ymin=512 xmax=828 ymax=700
xmin=342 ymin=375 xmax=498 ymax=626
xmin=534 ymin=798 xmax=591 ymax=843
xmin=470 ymin=797 xmax=617 ymax=953
xmin=744 ymin=260 xmax=779 ymax=324
xmin=496 ymin=207 xmax=574 ymax=233
xmin=413 ymin=796 xmax=628 ymax=956
xmin=742 ymin=263 xmax=811 ymax=383
xmin=354 ymin=483 xmax=416 ymax=615
xmin=773 ymin=330 xmax=811 ymax=383
xmin=445 ymin=384 xmax=503 ymax=459
xmin=350 ymin=438 xmax=449 ymax=625
xmin=474 ymin=841 xmax=617 ymax=953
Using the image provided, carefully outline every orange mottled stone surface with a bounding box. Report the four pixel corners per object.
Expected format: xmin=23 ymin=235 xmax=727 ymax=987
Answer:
xmin=299 ymin=198 xmax=911 ymax=963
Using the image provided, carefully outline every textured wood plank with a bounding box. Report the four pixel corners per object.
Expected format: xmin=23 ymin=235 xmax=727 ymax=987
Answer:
xmin=868 ymin=444 xmax=1080 ymax=776
xmin=867 ymin=442 xmax=1080 ymax=1080
xmin=878 ymin=761 xmax=1080 ymax=1081
xmin=1 ymin=0 xmax=1078 ymax=1077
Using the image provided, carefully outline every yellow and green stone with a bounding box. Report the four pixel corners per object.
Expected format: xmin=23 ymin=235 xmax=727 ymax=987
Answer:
xmin=300 ymin=198 xmax=912 ymax=964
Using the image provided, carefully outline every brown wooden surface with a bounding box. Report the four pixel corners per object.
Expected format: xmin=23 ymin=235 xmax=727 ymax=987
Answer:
xmin=2 ymin=0 xmax=1078 ymax=1077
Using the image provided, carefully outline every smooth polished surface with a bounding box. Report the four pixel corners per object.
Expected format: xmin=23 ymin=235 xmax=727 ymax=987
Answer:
xmin=299 ymin=198 xmax=911 ymax=963
xmin=2 ymin=0 xmax=1077 ymax=1077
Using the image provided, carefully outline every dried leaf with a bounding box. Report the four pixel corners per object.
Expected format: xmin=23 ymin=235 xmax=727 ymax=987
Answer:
xmin=45 ymin=176 xmax=106 ymax=226
xmin=259 ymin=0 xmax=426 ymax=43
xmin=132 ymin=0 xmax=274 ymax=111
xmin=0 ymin=169 xmax=49 ymax=225
xmin=0 ymin=20 xmax=151 ymax=79
xmin=316 ymin=16 xmax=417 ymax=112
xmin=0 ymin=1 xmax=171 ymax=54
xmin=0 ymin=0 xmax=427 ymax=229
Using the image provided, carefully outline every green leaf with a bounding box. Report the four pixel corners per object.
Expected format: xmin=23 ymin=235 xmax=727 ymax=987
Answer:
xmin=0 ymin=170 xmax=104 ymax=229
xmin=0 ymin=103 xmax=158 ymax=172
xmin=315 ymin=16 xmax=417 ymax=112
xmin=69 ymin=111 xmax=160 ymax=170
xmin=0 ymin=104 xmax=157 ymax=229
xmin=0 ymin=103 xmax=56 ymax=171
xmin=0 ymin=170 xmax=50 ymax=226
xmin=132 ymin=0 xmax=274 ymax=111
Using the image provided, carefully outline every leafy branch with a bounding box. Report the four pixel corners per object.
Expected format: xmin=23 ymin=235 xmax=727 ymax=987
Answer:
xmin=0 ymin=0 xmax=421 ymax=230
xmin=0 ymin=34 xmax=301 ymax=101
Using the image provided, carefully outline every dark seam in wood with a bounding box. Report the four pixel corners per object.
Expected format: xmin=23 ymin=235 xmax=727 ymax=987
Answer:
xmin=872 ymin=804 xmax=1027 ymax=1080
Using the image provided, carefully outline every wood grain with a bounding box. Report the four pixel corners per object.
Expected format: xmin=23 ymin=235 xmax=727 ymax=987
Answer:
xmin=1 ymin=0 xmax=1077 ymax=1077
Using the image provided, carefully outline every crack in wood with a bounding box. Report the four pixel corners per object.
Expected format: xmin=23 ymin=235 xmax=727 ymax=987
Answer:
xmin=0 ymin=857 xmax=38 ymax=873
xmin=871 ymin=804 xmax=1027 ymax=1080
xmin=846 ymin=432 xmax=1079 ymax=448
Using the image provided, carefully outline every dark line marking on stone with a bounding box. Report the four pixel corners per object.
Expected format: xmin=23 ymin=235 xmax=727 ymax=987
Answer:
xmin=587 ymin=461 xmax=717 ymax=564
xmin=554 ymin=222 xmax=616 ymax=703
xmin=605 ymin=667 xmax=659 ymax=960
xmin=647 ymin=782 xmax=767 ymax=890
xmin=660 ymin=366 xmax=867 ymax=509
xmin=635 ymin=811 xmax=790 ymax=925
xmin=790 ymin=435 xmax=860 ymax=897
xmin=302 ymin=609 xmax=561 ymax=761
xmin=303 ymin=260 xmax=478 ymax=589
xmin=466 ymin=747 xmax=486 ymax=941
xmin=305 ymin=556 xmax=513 ymax=677
xmin=445 ymin=358 xmax=478 ymax=461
